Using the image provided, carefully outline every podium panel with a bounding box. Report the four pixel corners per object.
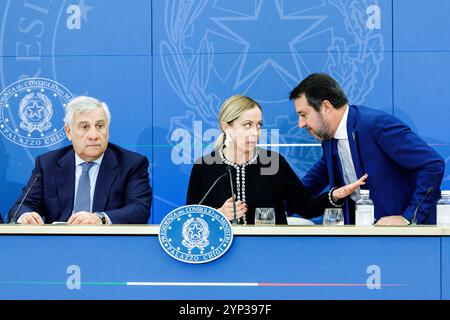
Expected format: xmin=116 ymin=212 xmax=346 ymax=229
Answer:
xmin=0 ymin=225 xmax=447 ymax=300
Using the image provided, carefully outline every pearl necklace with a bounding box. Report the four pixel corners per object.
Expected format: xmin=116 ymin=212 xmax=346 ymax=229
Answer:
xmin=219 ymin=147 xmax=260 ymax=225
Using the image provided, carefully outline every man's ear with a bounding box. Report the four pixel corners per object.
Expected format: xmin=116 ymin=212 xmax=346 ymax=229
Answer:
xmin=321 ymin=100 xmax=334 ymax=113
xmin=64 ymin=125 xmax=72 ymax=141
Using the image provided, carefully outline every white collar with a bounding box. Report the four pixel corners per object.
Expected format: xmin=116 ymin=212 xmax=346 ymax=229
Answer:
xmin=334 ymin=104 xmax=349 ymax=140
xmin=75 ymin=153 xmax=104 ymax=166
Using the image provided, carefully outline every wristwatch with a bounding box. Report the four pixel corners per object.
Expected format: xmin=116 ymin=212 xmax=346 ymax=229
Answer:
xmin=94 ymin=212 xmax=107 ymax=224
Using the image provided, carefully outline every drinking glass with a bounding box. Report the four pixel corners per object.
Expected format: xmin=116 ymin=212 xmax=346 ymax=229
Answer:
xmin=323 ymin=208 xmax=344 ymax=225
xmin=255 ymin=208 xmax=276 ymax=225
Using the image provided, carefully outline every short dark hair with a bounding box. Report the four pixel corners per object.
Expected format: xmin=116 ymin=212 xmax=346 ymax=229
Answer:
xmin=289 ymin=73 xmax=348 ymax=111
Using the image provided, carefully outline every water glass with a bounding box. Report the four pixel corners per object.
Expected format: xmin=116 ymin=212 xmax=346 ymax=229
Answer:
xmin=323 ymin=208 xmax=344 ymax=225
xmin=255 ymin=208 xmax=275 ymax=225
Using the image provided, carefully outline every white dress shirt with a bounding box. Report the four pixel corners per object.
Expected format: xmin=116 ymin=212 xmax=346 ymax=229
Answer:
xmin=334 ymin=105 xmax=360 ymax=201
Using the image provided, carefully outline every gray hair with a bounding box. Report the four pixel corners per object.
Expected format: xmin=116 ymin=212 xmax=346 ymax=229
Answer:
xmin=64 ymin=96 xmax=111 ymax=129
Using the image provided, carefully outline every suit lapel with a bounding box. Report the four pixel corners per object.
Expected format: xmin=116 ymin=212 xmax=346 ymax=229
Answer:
xmin=92 ymin=147 xmax=119 ymax=212
xmin=346 ymin=106 xmax=364 ymax=179
xmin=55 ymin=149 xmax=76 ymax=222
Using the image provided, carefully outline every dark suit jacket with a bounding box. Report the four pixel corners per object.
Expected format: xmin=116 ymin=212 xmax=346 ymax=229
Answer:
xmin=302 ymin=105 xmax=445 ymax=224
xmin=8 ymin=143 xmax=152 ymax=224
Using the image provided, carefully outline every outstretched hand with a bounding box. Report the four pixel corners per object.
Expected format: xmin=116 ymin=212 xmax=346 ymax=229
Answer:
xmin=332 ymin=173 xmax=368 ymax=201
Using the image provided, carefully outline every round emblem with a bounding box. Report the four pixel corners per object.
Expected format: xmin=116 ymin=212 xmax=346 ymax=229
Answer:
xmin=159 ymin=205 xmax=233 ymax=264
xmin=0 ymin=77 xmax=74 ymax=148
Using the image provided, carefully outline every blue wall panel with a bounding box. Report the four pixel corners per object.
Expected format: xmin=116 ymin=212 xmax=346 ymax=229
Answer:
xmin=393 ymin=0 xmax=450 ymax=51
xmin=394 ymin=52 xmax=450 ymax=189
xmin=153 ymin=0 xmax=392 ymax=54
xmin=0 ymin=0 xmax=151 ymax=56
xmin=0 ymin=0 xmax=448 ymax=222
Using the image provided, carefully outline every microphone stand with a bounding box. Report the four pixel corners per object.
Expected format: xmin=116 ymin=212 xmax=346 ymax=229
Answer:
xmin=226 ymin=166 xmax=238 ymax=225
xmin=10 ymin=173 xmax=41 ymax=224
xmin=411 ymin=187 xmax=434 ymax=225
xmin=198 ymin=172 xmax=228 ymax=205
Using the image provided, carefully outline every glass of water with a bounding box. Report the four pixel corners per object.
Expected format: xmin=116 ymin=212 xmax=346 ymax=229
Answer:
xmin=255 ymin=208 xmax=276 ymax=225
xmin=323 ymin=208 xmax=344 ymax=225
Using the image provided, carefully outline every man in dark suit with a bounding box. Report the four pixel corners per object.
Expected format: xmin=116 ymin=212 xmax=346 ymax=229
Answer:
xmin=290 ymin=73 xmax=445 ymax=225
xmin=8 ymin=96 xmax=152 ymax=224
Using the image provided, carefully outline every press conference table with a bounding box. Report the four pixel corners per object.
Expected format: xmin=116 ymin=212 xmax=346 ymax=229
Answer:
xmin=1 ymin=225 xmax=449 ymax=300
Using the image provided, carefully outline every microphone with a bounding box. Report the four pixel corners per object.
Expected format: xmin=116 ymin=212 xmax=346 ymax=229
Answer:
xmin=411 ymin=187 xmax=434 ymax=225
xmin=10 ymin=173 xmax=41 ymax=224
xmin=226 ymin=166 xmax=238 ymax=225
xmin=198 ymin=171 xmax=229 ymax=205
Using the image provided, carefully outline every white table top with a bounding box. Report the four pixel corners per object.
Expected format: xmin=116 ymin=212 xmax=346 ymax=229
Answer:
xmin=1 ymin=224 xmax=449 ymax=236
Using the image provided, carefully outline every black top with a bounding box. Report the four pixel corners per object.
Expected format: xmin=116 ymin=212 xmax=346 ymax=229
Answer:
xmin=186 ymin=149 xmax=334 ymax=224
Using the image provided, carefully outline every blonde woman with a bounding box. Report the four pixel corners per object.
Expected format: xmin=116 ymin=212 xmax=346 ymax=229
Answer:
xmin=186 ymin=95 xmax=366 ymax=224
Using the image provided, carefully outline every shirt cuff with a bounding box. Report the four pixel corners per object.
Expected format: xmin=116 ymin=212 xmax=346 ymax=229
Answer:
xmin=402 ymin=216 xmax=410 ymax=224
xmin=99 ymin=212 xmax=112 ymax=224
xmin=104 ymin=213 xmax=112 ymax=225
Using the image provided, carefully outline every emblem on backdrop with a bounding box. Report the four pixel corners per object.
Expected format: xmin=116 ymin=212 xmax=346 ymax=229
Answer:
xmin=0 ymin=78 xmax=74 ymax=148
xmin=161 ymin=0 xmax=384 ymax=176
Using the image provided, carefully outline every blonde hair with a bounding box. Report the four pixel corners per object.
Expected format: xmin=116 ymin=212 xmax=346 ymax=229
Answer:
xmin=215 ymin=95 xmax=261 ymax=150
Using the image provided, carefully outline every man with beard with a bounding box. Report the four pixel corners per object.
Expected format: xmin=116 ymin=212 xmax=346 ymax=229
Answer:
xmin=290 ymin=73 xmax=445 ymax=225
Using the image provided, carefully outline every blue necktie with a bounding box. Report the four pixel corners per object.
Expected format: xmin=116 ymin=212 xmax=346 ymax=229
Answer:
xmin=331 ymin=139 xmax=344 ymax=185
xmin=73 ymin=162 xmax=94 ymax=213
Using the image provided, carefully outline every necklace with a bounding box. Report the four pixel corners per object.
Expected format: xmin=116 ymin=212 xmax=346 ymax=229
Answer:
xmin=219 ymin=147 xmax=260 ymax=225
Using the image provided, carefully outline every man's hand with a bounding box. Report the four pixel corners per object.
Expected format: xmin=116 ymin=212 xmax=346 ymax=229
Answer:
xmin=19 ymin=212 xmax=44 ymax=225
xmin=68 ymin=211 xmax=102 ymax=225
xmin=375 ymin=215 xmax=409 ymax=226
xmin=332 ymin=173 xmax=368 ymax=201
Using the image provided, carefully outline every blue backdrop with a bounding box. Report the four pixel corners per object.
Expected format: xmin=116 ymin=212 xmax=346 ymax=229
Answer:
xmin=0 ymin=0 xmax=449 ymax=223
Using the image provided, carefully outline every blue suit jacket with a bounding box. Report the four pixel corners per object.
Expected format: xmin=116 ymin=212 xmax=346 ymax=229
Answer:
xmin=8 ymin=143 xmax=152 ymax=224
xmin=302 ymin=105 xmax=445 ymax=224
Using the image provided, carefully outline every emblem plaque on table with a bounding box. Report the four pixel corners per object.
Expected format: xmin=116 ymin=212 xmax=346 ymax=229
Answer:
xmin=159 ymin=205 xmax=233 ymax=264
